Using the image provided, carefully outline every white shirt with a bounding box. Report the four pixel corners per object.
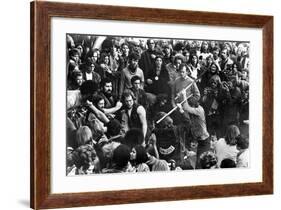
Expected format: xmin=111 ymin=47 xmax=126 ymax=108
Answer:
xmin=85 ymin=72 xmax=93 ymax=80
xmin=237 ymin=149 xmax=249 ymax=168
xmin=214 ymin=138 xmax=239 ymax=167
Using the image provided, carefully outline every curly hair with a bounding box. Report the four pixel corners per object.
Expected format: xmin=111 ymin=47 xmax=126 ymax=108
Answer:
xmin=199 ymin=151 xmax=218 ymax=169
xmin=69 ymin=144 xmax=97 ymax=171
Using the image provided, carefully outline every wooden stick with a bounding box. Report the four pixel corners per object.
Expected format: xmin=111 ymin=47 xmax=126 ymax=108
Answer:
xmin=174 ymin=82 xmax=194 ymax=101
xmin=156 ymin=93 xmax=193 ymax=124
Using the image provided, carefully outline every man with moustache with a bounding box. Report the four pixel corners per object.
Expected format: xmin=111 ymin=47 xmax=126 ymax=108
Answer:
xmin=99 ymin=78 xmax=117 ymax=109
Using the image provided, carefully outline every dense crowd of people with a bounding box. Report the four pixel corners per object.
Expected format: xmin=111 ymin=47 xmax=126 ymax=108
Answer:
xmin=66 ymin=34 xmax=250 ymax=175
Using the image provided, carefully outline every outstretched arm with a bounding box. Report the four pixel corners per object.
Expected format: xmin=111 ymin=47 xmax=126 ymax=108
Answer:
xmin=103 ymin=101 xmax=123 ymax=115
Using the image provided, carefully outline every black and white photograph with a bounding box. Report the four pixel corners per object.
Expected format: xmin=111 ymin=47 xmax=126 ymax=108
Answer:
xmin=66 ymin=34 xmax=250 ymax=175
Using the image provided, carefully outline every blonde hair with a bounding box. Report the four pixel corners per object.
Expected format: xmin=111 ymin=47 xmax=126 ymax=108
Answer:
xmin=76 ymin=126 xmax=92 ymax=147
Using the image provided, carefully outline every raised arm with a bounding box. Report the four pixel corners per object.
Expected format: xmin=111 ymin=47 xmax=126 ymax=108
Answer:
xmin=171 ymin=83 xmax=176 ymax=108
xmin=86 ymin=100 xmax=110 ymax=124
xmin=191 ymin=82 xmax=201 ymax=101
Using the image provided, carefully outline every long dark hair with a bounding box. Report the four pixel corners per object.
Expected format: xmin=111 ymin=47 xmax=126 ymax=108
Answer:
xmin=134 ymin=145 xmax=149 ymax=165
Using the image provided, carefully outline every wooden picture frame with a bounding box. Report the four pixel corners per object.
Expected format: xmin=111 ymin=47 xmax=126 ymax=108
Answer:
xmin=31 ymin=1 xmax=273 ymax=209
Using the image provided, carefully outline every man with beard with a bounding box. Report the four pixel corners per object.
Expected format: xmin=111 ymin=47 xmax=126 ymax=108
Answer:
xmin=119 ymin=52 xmax=144 ymax=100
xmin=99 ymin=78 xmax=117 ymax=109
xmin=138 ymin=39 xmax=157 ymax=79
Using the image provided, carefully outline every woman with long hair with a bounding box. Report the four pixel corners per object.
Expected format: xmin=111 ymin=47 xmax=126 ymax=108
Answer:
xmin=213 ymin=124 xmax=240 ymax=167
xmin=130 ymin=145 xmax=150 ymax=172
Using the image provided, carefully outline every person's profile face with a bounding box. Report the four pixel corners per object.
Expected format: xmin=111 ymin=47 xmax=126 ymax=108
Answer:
xmin=97 ymin=99 xmax=105 ymax=110
xmin=133 ymin=80 xmax=141 ymax=90
xmin=71 ymin=54 xmax=79 ymax=62
xmin=76 ymin=45 xmax=83 ymax=56
xmin=103 ymin=82 xmax=112 ymax=94
xmin=191 ymin=55 xmax=198 ymax=65
xmin=139 ymin=39 xmax=146 ymax=48
xmin=130 ymin=148 xmax=137 ymax=160
xmin=221 ymin=49 xmax=228 ymax=60
xmin=164 ymin=47 xmax=171 ymax=56
xmin=125 ymin=95 xmax=134 ymax=109
xmin=202 ymin=41 xmax=208 ymax=50
xmin=102 ymin=143 xmax=113 ymax=158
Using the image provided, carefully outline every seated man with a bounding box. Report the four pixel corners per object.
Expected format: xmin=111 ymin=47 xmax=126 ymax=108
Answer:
xmin=67 ymin=80 xmax=110 ymax=129
xmin=99 ymin=78 xmax=118 ymax=109
xmin=130 ymin=75 xmax=148 ymax=109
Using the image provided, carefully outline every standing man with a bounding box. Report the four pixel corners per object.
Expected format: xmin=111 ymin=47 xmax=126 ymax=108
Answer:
xmin=119 ymin=90 xmax=147 ymax=141
xmin=82 ymin=59 xmax=101 ymax=87
xmin=166 ymin=54 xmax=184 ymax=86
xmin=219 ymin=48 xmax=233 ymax=74
xmin=179 ymin=94 xmax=210 ymax=169
xmin=171 ymin=63 xmax=200 ymax=108
xmin=138 ymin=39 xmax=157 ymax=79
xmin=119 ymin=52 xmax=144 ymax=100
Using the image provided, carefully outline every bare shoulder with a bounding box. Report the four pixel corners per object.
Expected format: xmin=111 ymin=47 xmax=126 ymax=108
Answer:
xmin=137 ymin=105 xmax=146 ymax=114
